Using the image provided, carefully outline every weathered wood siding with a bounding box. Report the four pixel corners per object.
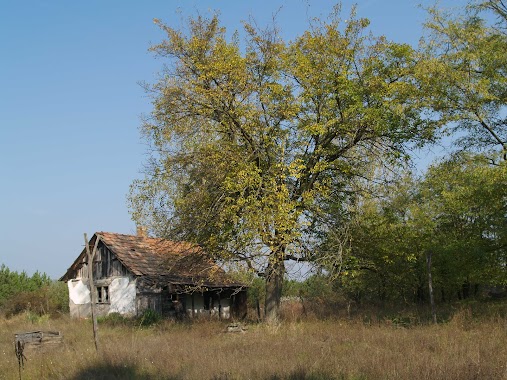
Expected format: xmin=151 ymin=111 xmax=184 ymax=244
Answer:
xmin=136 ymin=293 xmax=161 ymax=315
xmin=15 ymin=331 xmax=63 ymax=348
xmin=75 ymin=244 xmax=128 ymax=280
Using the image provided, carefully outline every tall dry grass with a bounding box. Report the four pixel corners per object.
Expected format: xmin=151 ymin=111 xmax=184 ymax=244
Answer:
xmin=1 ymin=310 xmax=507 ymax=380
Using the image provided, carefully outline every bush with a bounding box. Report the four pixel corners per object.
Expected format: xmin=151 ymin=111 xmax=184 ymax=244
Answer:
xmin=1 ymin=281 xmax=69 ymax=318
xmin=98 ymin=312 xmax=131 ymax=326
xmin=3 ymin=289 xmax=48 ymax=317
xmin=47 ymin=280 xmax=69 ymax=314
xmin=137 ymin=309 xmax=162 ymax=327
xmin=0 ymin=264 xmax=66 ymax=317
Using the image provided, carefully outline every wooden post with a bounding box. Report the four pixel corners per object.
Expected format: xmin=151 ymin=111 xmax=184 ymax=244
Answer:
xmin=426 ymin=250 xmax=437 ymax=324
xmin=191 ymin=293 xmax=195 ymax=318
xmin=218 ymin=292 xmax=222 ymax=320
xmin=84 ymin=233 xmax=100 ymax=351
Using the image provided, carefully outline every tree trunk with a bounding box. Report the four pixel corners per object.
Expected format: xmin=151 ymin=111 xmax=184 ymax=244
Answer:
xmin=264 ymin=255 xmax=285 ymax=324
xmin=426 ymin=250 xmax=437 ymax=324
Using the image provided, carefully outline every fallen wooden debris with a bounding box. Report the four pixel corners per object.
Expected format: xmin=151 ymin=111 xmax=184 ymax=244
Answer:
xmin=226 ymin=323 xmax=247 ymax=333
xmin=15 ymin=331 xmax=63 ymax=348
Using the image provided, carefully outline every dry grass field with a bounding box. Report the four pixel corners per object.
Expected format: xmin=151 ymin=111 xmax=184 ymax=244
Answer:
xmin=2 ymin=310 xmax=507 ymax=380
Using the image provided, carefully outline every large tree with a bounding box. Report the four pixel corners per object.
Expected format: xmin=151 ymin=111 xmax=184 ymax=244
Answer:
xmin=129 ymin=6 xmax=435 ymax=322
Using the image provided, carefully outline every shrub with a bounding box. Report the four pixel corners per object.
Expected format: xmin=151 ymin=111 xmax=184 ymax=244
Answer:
xmin=47 ymin=280 xmax=69 ymax=315
xmin=1 ymin=281 xmax=69 ymax=318
xmin=98 ymin=312 xmax=131 ymax=326
xmin=137 ymin=309 xmax=162 ymax=327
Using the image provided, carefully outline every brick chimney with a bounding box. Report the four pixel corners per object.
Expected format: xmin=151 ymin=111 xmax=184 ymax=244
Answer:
xmin=136 ymin=226 xmax=148 ymax=238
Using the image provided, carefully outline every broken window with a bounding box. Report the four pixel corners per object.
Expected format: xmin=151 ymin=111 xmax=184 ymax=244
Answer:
xmin=96 ymin=286 xmax=109 ymax=303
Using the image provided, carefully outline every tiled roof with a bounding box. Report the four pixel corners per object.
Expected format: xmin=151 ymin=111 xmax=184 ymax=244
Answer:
xmin=61 ymin=232 xmax=244 ymax=288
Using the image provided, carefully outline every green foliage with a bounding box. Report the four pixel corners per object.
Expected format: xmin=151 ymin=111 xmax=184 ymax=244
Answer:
xmin=418 ymin=0 xmax=507 ymax=158
xmin=25 ymin=311 xmax=51 ymax=324
xmin=0 ymin=264 xmax=68 ymax=317
xmin=137 ymin=309 xmax=162 ymax=327
xmin=323 ymin=152 xmax=507 ymax=306
xmin=420 ymin=153 xmax=507 ymax=289
xmin=247 ymin=277 xmax=266 ymax=307
xmin=283 ymin=275 xmax=337 ymax=302
xmin=98 ymin=312 xmax=131 ymax=326
xmin=0 ymin=264 xmax=52 ymax=304
xmin=47 ymin=280 xmax=70 ymax=314
xmin=98 ymin=311 xmax=163 ymax=328
xmin=1 ymin=280 xmax=69 ymax=317
xmin=129 ymin=6 xmax=436 ymax=320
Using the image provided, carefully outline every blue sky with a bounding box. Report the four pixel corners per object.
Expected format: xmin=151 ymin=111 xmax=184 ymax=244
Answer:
xmin=0 ymin=0 xmax=465 ymax=279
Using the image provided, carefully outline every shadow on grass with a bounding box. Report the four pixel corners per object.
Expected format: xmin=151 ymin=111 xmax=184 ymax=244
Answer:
xmin=70 ymin=364 xmax=351 ymax=380
xmin=212 ymin=368 xmax=351 ymax=380
xmin=265 ymin=373 xmax=339 ymax=380
xmin=69 ymin=363 xmax=180 ymax=380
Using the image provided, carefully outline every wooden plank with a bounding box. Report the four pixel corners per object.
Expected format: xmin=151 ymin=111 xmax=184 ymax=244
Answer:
xmin=15 ymin=331 xmax=63 ymax=348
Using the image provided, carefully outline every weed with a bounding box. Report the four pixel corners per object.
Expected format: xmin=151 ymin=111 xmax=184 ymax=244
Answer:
xmin=97 ymin=312 xmax=130 ymax=327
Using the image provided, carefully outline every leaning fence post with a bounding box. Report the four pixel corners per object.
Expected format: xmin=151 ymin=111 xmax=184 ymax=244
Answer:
xmin=84 ymin=233 xmax=100 ymax=351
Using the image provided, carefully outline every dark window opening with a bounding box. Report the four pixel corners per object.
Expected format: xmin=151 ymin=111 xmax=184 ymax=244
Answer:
xmin=96 ymin=286 xmax=109 ymax=303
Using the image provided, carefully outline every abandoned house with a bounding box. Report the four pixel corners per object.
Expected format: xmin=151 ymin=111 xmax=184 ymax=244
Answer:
xmin=60 ymin=231 xmax=248 ymax=320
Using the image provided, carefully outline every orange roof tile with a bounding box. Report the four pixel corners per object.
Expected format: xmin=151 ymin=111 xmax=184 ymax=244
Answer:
xmin=61 ymin=232 xmax=244 ymax=288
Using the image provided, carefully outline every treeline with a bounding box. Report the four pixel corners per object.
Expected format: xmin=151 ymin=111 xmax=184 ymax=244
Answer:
xmin=0 ymin=264 xmax=68 ymax=317
xmin=320 ymin=152 xmax=507 ymax=306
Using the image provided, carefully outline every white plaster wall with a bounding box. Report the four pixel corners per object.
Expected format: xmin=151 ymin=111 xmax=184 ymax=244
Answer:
xmin=68 ymin=277 xmax=136 ymax=317
xmin=217 ymin=298 xmax=231 ymax=319
xmin=210 ymin=298 xmax=230 ymax=319
xmin=109 ymin=277 xmax=136 ymax=316
xmin=68 ymin=279 xmax=90 ymax=304
xmin=69 ymin=299 xmax=91 ymax=318
xmin=185 ymin=294 xmax=232 ymax=318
